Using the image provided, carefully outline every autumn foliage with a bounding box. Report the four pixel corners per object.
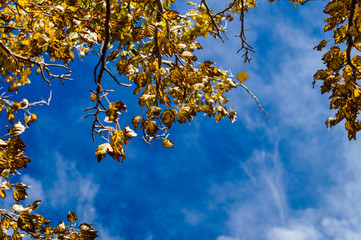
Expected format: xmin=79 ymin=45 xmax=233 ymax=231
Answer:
xmin=1 ymin=0 xmax=361 ymax=239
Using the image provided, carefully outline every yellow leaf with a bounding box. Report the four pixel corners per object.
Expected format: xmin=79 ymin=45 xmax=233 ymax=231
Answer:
xmin=164 ymin=10 xmax=179 ymax=21
xmin=34 ymin=214 xmax=51 ymax=224
xmin=161 ymin=109 xmax=177 ymax=129
xmin=141 ymin=120 xmax=158 ymax=136
xmin=162 ymin=139 xmax=174 ymax=148
xmin=13 ymin=183 xmax=28 ymax=201
xmin=123 ymin=126 xmax=137 ymax=140
xmin=31 ymin=113 xmax=37 ymax=121
xmin=95 ymin=143 xmax=112 ymax=162
xmin=177 ymin=108 xmax=192 ymax=124
xmin=0 ymin=189 xmax=5 ymax=199
xmin=90 ymin=94 xmax=97 ymax=102
xmin=236 ymin=72 xmax=249 ymax=83
xmin=354 ymin=89 xmax=361 ymax=98
xmin=9 ymin=121 xmax=26 ymax=136
xmin=67 ymin=211 xmax=77 ymax=222
xmin=131 ymin=116 xmax=143 ymax=130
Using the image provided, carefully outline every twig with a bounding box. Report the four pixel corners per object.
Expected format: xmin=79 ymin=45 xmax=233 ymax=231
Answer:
xmin=201 ymin=0 xmax=227 ymax=43
xmin=105 ymin=67 xmax=132 ymax=87
xmin=346 ymin=0 xmax=358 ymax=71
xmin=0 ymin=41 xmax=72 ymax=85
xmin=239 ymin=83 xmax=269 ymax=119
xmin=236 ymin=0 xmax=255 ymax=63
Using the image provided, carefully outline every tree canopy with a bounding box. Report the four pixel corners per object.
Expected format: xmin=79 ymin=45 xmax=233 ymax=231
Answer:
xmin=1 ymin=0 xmax=361 ymax=239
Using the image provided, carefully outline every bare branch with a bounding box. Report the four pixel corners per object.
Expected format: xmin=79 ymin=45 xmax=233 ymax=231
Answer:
xmin=238 ymin=83 xmax=269 ymax=119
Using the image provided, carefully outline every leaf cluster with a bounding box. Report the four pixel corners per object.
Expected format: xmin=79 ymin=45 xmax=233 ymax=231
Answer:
xmin=314 ymin=0 xmax=361 ymax=140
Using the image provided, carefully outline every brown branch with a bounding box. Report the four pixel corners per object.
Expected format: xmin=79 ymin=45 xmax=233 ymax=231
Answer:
xmin=104 ymin=67 xmax=132 ymax=87
xmin=0 ymin=41 xmax=72 ymax=85
xmin=152 ymin=0 xmax=164 ymax=105
xmin=235 ymin=0 xmax=255 ymax=63
xmin=201 ymin=0 xmax=226 ymax=43
xmin=89 ymin=0 xmax=112 ymax=141
xmin=346 ymin=0 xmax=358 ymax=71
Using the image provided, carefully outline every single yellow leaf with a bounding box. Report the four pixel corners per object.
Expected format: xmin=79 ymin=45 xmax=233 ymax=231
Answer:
xmin=67 ymin=211 xmax=77 ymax=222
xmin=0 ymin=189 xmax=5 ymax=199
xmin=162 ymin=139 xmax=174 ymax=148
xmin=236 ymin=72 xmax=249 ymax=83
xmin=13 ymin=183 xmax=28 ymax=201
xmin=123 ymin=126 xmax=137 ymax=139
xmin=95 ymin=143 xmax=112 ymax=162
xmin=131 ymin=116 xmax=143 ymax=130
xmin=161 ymin=109 xmax=177 ymax=129
xmin=354 ymin=89 xmax=361 ymax=98
xmin=9 ymin=121 xmax=26 ymax=136
xmin=90 ymin=94 xmax=97 ymax=102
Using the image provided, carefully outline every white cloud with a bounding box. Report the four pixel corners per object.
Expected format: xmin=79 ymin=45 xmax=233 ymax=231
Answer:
xmin=267 ymin=224 xmax=322 ymax=240
xmin=22 ymin=174 xmax=45 ymax=204
xmin=211 ymin=148 xmax=287 ymax=240
xmin=216 ymin=236 xmax=240 ymax=240
xmin=96 ymin=226 xmax=125 ymax=240
xmin=46 ymin=153 xmax=99 ymax=223
xmin=212 ymin=3 xmax=361 ymax=240
xmin=182 ymin=209 xmax=204 ymax=226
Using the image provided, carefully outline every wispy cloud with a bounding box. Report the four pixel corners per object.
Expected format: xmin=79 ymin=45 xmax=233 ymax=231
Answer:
xmin=212 ymin=2 xmax=361 ymax=240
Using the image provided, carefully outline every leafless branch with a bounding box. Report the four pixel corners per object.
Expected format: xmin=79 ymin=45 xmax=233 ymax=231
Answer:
xmin=105 ymin=67 xmax=132 ymax=87
xmin=236 ymin=0 xmax=255 ymax=63
xmin=239 ymin=83 xmax=269 ymax=119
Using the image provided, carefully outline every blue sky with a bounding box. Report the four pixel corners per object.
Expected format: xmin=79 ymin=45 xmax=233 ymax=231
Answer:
xmin=5 ymin=1 xmax=361 ymax=239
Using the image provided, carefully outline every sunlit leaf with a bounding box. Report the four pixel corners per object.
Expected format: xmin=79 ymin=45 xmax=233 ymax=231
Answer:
xmin=13 ymin=183 xmax=28 ymax=201
xmin=0 ymin=189 xmax=6 ymax=199
xmin=67 ymin=211 xmax=77 ymax=222
xmin=236 ymin=72 xmax=249 ymax=83
xmin=162 ymin=139 xmax=174 ymax=148
xmin=95 ymin=143 xmax=112 ymax=163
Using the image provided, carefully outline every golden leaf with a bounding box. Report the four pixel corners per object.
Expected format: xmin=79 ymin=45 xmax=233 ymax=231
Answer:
xmin=141 ymin=120 xmax=158 ymax=136
xmin=9 ymin=121 xmax=25 ymax=136
xmin=90 ymin=94 xmax=97 ymax=102
xmin=177 ymin=108 xmax=192 ymax=124
xmin=131 ymin=27 xmax=143 ymax=42
xmin=13 ymin=203 xmax=25 ymax=213
xmin=236 ymin=72 xmax=249 ymax=83
xmin=107 ymin=101 xmax=127 ymax=122
xmin=354 ymin=89 xmax=361 ymax=98
xmin=123 ymin=126 xmax=137 ymax=139
xmin=131 ymin=116 xmax=143 ymax=131
xmin=67 ymin=211 xmax=77 ymax=222
xmin=57 ymin=221 xmax=66 ymax=233
xmin=18 ymin=213 xmax=35 ymax=232
xmin=0 ymin=189 xmax=6 ymax=199
xmin=162 ymin=139 xmax=174 ymax=148
xmin=147 ymin=106 xmax=161 ymax=118
xmin=181 ymin=51 xmax=197 ymax=61
xmin=314 ymin=40 xmax=328 ymax=51
xmin=95 ymin=143 xmax=112 ymax=163
xmin=13 ymin=183 xmax=28 ymax=201
xmin=45 ymin=226 xmax=53 ymax=235
xmin=107 ymin=51 xmax=119 ymax=61
xmin=164 ymin=10 xmax=179 ymax=21
xmin=34 ymin=214 xmax=51 ymax=224
xmin=161 ymin=109 xmax=177 ymax=129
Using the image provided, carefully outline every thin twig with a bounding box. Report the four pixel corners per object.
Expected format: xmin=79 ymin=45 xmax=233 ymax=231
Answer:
xmin=239 ymin=83 xmax=269 ymax=119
